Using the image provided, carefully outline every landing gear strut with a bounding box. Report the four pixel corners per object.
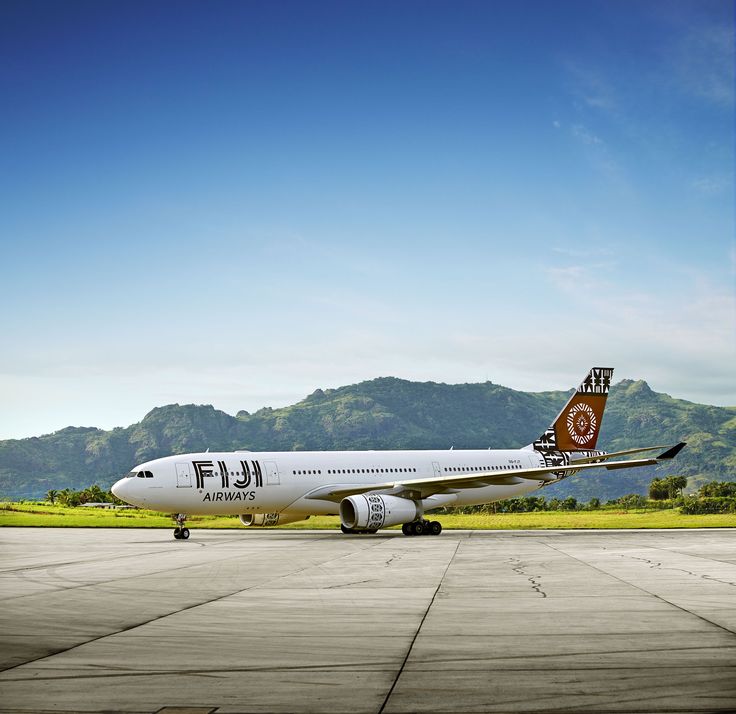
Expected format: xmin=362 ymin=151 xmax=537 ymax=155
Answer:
xmin=402 ymin=519 xmax=442 ymax=536
xmin=173 ymin=514 xmax=190 ymax=540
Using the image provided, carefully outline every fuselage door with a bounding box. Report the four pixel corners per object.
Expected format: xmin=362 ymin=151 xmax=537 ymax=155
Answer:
xmin=264 ymin=461 xmax=280 ymax=485
xmin=176 ymin=463 xmax=192 ymax=488
xmin=432 ymin=461 xmax=442 ymax=478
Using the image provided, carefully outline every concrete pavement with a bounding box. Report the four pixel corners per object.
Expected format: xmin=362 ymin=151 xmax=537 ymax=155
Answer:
xmin=0 ymin=527 xmax=734 ymax=713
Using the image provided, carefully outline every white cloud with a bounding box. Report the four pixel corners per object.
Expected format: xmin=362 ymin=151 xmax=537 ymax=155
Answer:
xmin=568 ymin=124 xmax=630 ymax=193
xmin=564 ymin=62 xmax=619 ymax=112
xmin=571 ymin=124 xmax=603 ymax=145
xmin=669 ymin=22 xmax=734 ymax=106
xmin=539 ymin=262 xmax=736 ymax=404
xmin=691 ymin=175 xmax=731 ymax=194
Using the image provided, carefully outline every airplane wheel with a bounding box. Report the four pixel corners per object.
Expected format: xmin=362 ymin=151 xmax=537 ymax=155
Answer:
xmin=180 ymin=528 xmax=190 ymax=540
xmin=430 ymin=521 xmax=442 ymax=535
xmin=411 ymin=521 xmax=424 ymax=536
xmin=340 ymin=524 xmax=353 ymax=534
xmin=173 ymin=528 xmax=182 ymax=539
xmin=402 ymin=523 xmax=412 ymax=536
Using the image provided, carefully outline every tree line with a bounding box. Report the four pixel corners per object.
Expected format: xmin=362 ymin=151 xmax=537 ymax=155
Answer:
xmin=45 ymin=485 xmax=122 ymax=507
xmin=443 ymin=477 xmax=736 ymax=515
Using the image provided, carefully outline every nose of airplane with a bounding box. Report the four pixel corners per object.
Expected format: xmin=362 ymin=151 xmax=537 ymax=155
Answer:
xmin=111 ymin=478 xmax=127 ymax=500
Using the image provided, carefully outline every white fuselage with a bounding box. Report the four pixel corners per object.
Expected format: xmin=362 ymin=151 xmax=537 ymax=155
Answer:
xmin=112 ymin=448 xmax=549 ymax=518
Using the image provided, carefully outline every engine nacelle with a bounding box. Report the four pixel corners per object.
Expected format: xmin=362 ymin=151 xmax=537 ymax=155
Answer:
xmin=239 ymin=512 xmax=308 ymax=527
xmin=340 ymin=494 xmax=418 ymax=531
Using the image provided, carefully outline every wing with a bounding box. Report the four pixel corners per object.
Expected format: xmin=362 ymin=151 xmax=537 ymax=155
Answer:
xmin=304 ymin=443 xmax=687 ymax=502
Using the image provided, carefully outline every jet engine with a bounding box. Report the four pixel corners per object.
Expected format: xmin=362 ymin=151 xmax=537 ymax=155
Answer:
xmin=340 ymin=494 xmax=418 ymax=531
xmin=239 ymin=512 xmax=308 ymax=527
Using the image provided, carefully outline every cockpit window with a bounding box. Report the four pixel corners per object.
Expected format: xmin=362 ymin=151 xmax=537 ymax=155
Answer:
xmin=125 ymin=471 xmax=137 ymax=478
xmin=137 ymin=472 xmax=146 ymax=478
xmin=145 ymin=471 xmax=153 ymax=478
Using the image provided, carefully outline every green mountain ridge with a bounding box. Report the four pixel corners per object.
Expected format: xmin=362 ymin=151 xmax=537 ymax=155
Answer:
xmin=1 ymin=377 xmax=733 ymax=500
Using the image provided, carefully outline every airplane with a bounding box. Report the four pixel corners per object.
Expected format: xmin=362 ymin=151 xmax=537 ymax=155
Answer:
xmin=111 ymin=367 xmax=686 ymax=539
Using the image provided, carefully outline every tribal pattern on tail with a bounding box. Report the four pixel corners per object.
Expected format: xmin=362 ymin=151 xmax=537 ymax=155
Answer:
xmin=533 ymin=367 xmax=613 ymax=452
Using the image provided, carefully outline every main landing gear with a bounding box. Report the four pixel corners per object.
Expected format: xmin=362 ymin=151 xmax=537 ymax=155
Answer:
xmin=173 ymin=513 xmax=190 ymax=540
xmin=402 ymin=519 xmax=442 ymax=536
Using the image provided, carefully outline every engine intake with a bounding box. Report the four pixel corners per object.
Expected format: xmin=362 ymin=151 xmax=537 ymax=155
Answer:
xmin=340 ymin=494 xmax=418 ymax=531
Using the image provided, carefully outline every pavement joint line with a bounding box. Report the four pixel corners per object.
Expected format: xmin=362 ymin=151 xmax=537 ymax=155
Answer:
xmin=0 ymin=546 xmax=191 ymax=575
xmin=548 ymin=681 xmax=736 ymax=714
xmin=6 ymin=661 xmax=736 ymax=684
xmin=637 ymin=543 xmax=736 ymax=568
xmin=542 ymin=541 xmax=736 ymax=638
xmin=0 ymin=534 xmax=388 ymax=675
xmin=0 ymin=532 xmax=348 ymax=603
xmin=619 ymin=553 xmax=736 ymax=588
xmin=0 ymin=528 xmax=326 ymax=577
xmin=0 ymin=535 xmax=340 ymax=596
xmin=377 ymin=539 xmax=461 ymax=714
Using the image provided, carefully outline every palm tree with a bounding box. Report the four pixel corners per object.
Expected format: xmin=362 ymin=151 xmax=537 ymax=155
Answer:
xmin=46 ymin=489 xmax=58 ymax=504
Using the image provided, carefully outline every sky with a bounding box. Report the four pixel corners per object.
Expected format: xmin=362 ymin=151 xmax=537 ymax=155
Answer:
xmin=0 ymin=0 xmax=734 ymax=440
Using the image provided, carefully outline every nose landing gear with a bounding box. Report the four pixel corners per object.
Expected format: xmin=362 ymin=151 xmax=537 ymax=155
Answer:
xmin=173 ymin=514 xmax=190 ymax=540
xmin=402 ymin=519 xmax=442 ymax=536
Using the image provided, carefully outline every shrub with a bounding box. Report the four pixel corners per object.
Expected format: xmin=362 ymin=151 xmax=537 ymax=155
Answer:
xmin=698 ymin=482 xmax=736 ymax=498
xmin=680 ymin=497 xmax=736 ymax=515
xmin=612 ymin=494 xmax=649 ymax=509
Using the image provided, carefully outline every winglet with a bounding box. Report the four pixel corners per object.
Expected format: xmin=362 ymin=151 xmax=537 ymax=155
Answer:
xmin=656 ymin=442 xmax=687 ymax=460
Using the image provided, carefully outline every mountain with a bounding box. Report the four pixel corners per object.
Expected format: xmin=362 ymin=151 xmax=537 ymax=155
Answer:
xmin=1 ymin=378 xmax=733 ymax=501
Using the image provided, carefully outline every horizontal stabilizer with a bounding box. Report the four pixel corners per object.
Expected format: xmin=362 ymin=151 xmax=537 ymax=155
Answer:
xmin=657 ymin=442 xmax=687 ymax=460
xmin=569 ymin=445 xmax=668 ymax=465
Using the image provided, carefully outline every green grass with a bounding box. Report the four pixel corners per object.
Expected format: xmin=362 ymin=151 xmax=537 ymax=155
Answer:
xmin=1 ymin=501 xmax=734 ymax=529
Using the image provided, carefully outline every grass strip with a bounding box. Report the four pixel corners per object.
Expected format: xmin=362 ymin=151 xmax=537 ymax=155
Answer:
xmin=1 ymin=502 xmax=734 ymax=529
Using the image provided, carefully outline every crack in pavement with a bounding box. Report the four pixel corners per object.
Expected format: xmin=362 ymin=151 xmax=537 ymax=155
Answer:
xmin=621 ymin=554 xmax=736 ymax=587
xmin=508 ymin=557 xmax=548 ymax=598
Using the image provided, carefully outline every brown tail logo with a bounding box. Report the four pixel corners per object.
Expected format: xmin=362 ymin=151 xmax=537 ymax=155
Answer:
xmin=566 ymin=402 xmax=597 ymax=445
xmin=533 ymin=368 xmax=613 ymax=452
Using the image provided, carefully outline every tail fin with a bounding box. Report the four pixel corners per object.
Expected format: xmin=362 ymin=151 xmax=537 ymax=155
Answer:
xmin=533 ymin=367 xmax=614 ymax=452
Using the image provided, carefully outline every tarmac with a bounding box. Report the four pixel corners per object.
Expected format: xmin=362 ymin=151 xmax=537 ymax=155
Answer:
xmin=0 ymin=527 xmax=734 ymax=714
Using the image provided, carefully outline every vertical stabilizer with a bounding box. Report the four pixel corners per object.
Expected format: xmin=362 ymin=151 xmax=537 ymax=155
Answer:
xmin=533 ymin=367 xmax=613 ymax=452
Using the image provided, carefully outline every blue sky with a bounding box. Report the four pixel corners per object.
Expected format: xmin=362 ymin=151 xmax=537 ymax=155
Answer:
xmin=1 ymin=0 xmax=733 ymax=439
